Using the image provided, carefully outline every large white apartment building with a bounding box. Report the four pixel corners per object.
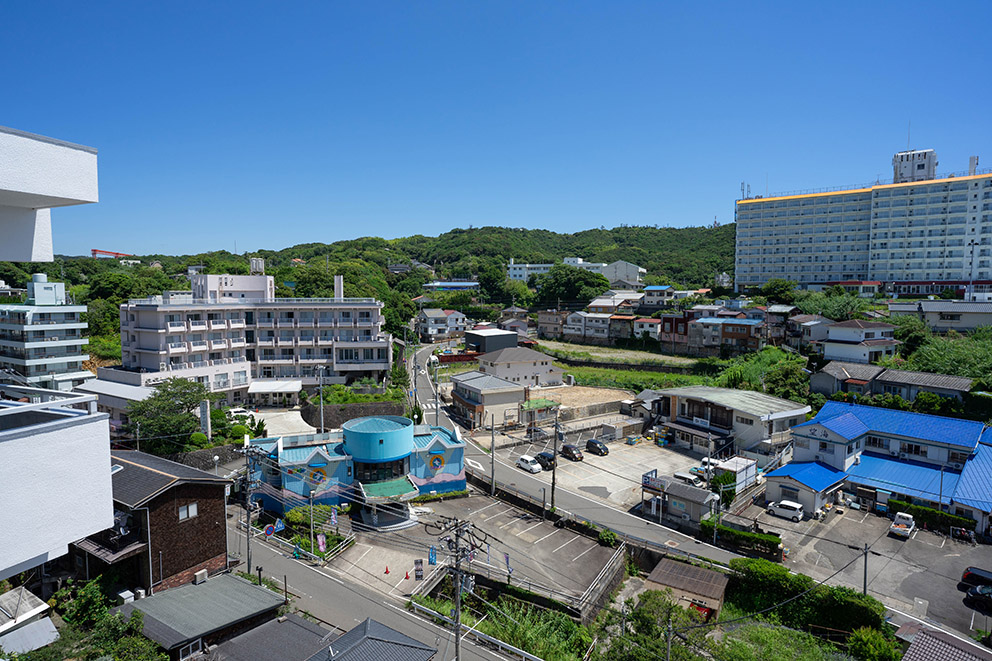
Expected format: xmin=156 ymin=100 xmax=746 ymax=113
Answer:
xmin=735 ymin=150 xmax=992 ymax=290
xmin=104 ymin=274 xmax=391 ymax=405
xmin=507 ymin=257 xmax=608 ymax=282
xmin=0 ymin=274 xmax=92 ymax=391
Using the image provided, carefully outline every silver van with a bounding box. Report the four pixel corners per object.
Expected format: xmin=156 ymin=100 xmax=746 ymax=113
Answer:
xmin=673 ymin=471 xmax=705 ymax=488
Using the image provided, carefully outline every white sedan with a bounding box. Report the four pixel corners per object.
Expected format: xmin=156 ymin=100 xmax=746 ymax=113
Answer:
xmin=516 ymin=454 xmax=542 ymax=474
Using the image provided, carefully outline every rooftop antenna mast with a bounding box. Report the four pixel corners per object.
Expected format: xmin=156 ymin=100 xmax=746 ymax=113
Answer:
xmin=907 ymin=120 xmax=911 ymax=151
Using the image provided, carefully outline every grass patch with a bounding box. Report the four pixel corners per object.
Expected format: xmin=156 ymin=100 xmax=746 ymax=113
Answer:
xmin=559 ymin=363 xmax=712 ymax=391
xmin=410 ymin=489 xmax=469 ymax=503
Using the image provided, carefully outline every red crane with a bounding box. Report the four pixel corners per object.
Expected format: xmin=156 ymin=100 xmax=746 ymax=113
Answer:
xmin=91 ymin=249 xmax=134 ymax=258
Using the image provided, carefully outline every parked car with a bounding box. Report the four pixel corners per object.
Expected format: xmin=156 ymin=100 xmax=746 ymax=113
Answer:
xmin=966 ymin=585 xmax=992 ymax=609
xmin=766 ymin=500 xmax=805 ymax=522
xmin=561 ymin=444 xmax=583 ymax=461
xmin=889 ymin=512 xmax=916 ymax=539
xmin=673 ymin=471 xmax=705 ymax=488
xmin=535 ymin=451 xmax=556 ymax=470
xmin=227 ymin=407 xmax=250 ymax=420
xmin=961 ymin=567 xmax=992 ymax=587
xmin=516 ymin=454 xmax=542 ymax=474
xmin=525 ymin=427 xmax=550 ymax=440
xmin=585 ymin=439 xmax=609 ymax=456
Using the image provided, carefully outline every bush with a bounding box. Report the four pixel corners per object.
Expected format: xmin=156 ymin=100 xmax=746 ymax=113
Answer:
xmin=701 ymin=518 xmax=782 ymax=556
xmin=597 ymin=529 xmax=618 ymax=547
xmin=230 ymin=423 xmax=250 ymax=439
xmin=410 ymin=489 xmax=469 ymax=503
xmin=848 ymin=626 xmax=901 ymax=661
xmin=189 ymin=432 xmax=209 ymax=447
xmin=887 ymin=498 xmax=976 ymax=531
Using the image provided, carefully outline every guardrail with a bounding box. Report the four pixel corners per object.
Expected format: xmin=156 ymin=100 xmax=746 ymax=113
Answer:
xmin=409 ymin=601 xmax=543 ymax=661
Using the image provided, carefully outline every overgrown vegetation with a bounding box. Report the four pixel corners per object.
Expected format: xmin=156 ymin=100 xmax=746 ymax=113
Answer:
xmin=700 ymin=518 xmax=781 ymax=556
xmin=887 ymin=498 xmax=977 ymax=531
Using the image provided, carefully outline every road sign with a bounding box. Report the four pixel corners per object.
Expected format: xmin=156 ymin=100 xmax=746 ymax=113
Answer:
xmin=414 ymin=558 xmax=424 ymax=581
xmin=429 ymin=546 xmax=437 ymax=565
xmin=264 ymin=524 xmax=276 ymax=536
xmin=273 ymin=519 xmax=285 ymax=533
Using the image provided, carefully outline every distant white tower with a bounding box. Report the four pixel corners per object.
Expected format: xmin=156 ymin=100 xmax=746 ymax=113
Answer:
xmin=892 ymin=149 xmax=937 ymax=183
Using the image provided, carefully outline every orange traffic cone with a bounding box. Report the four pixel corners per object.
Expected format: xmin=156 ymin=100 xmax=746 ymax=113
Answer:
xmin=405 ymin=571 xmax=410 ymax=580
xmin=385 ymin=566 xmax=389 ymax=574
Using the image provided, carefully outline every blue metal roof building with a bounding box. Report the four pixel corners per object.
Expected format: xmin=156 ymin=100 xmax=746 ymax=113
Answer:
xmin=846 ymin=453 xmax=961 ymax=506
xmin=766 ymin=461 xmax=847 ymax=493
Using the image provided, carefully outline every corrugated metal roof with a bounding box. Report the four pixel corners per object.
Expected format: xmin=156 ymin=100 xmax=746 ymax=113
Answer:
xmin=765 ymin=461 xmax=847 ymax=492
xmin=116 ymin=574 xmax=284 ymax=649
xmin=215 ymin=613 xmax=335 ymax=661
xmin=890 ymin=301 xmax=992 ymax=314
xmin=875 ymin=369 xmax=974 ymax=391
xmin=902 ymin=627 xmax=992 ymax=661
xmin=646 ymin=559 xmax=728 ymax=601
xmin=0 ymin=616 xmax=59 ymax=654
xmin=846 ymin=453 xmax=961 ymax=505
xmin=820 ymin=412 xmax=870 ymax=440
xmin=654 ymin=386 xmax=809 ymax=417
xmin=308 ymin=618 xmax=436 ymax=661
xmin=75 ymin=379 xmax=154 ymax=401
xmin=450 ymin=370 xmax=523 ymax=392
xmin=819 ymin=361 xmax=885 ymax=382
xmin=955 ymin=441 xmax=992 ymax=513
xmin=794 ymin=402 xmax=983 ymax=450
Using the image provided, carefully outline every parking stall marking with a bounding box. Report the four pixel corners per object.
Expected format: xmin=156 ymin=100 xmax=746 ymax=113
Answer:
xmin=553 ymin=537 xmax=578 ymax=553
xmin=483 ymin=507 xmax=516 ymax=521
xmin=471 ymin=502 xmax=499 ymax=516
xmin=534 ymin=530 xmax=558 ymax=545
xmin=516 ymin=522 xmax=543 ymax=537
xmin=573 ymin=545 xmax=596 ymax=562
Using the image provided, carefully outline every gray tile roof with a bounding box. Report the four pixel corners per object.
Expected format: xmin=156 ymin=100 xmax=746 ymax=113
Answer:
xmin=115 ymin=574 xmax=284 ymax=650
xmin=450 ymin=371 xmax=523 ymax=392
xmin=902 ymin=627 xmax=992 ymax=661
xmin=876 ymin=369 xmax=974 ymax=392
xmin=890 ymin=300 xmax=992 ymax=314
xmin=419 ymin=308 xmax=447 ymax=319
xmin=479 ymin=346 xmax=548 ymax=364
xmin=660 ymin=480 xmax=718 ymax=505
xmin=828 ymin=319 xmax=894 ymax=329
xmin=307 ymin=618 xmax=436 ymax=661
xmin=214 ymin=613 xmax=335 ymax=661
xmin=111 ymin=450 xmax=230 ymax=508
xmin=819 ymin=361 xmax=886 ymax=382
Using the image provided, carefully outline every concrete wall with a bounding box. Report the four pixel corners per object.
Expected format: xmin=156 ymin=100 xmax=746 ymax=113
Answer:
xmin=300 ymin=401 xmax=404 ymax=430
xmin=0 ymin=413 xmax=114 ymax=580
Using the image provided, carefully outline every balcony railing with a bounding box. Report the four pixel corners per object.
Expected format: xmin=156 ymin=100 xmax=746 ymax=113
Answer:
xmin=257 ymin=319 xmax=275 ymax=328
xmin=209 ymin=320 xmax=227 ymax=330
xmin=188 ymin=320 xmax=207 ymax=331
xmin=189 ymin=341 xmax=208 ymax=350
xmin=257 ymin=338 xmax=275 ymax=346
xmin=277 ymin=337 xmax=296 ymax=346
xmin=229 ymin=319 xmax=246 ymax=329
xmin=229 ymin=339 xmax=246 ymax=348
xmin=210 ymin=339 xmax=228 ymax=350
xmin=168 ymin=342 xmax=187 ymax=354
xmin=232 ymin=376 xmax=249 ymax=386
xmin=166 ymin=321 xmax=186 ymax=332
xmin=277 ymin=318 xmax=295 ymax=327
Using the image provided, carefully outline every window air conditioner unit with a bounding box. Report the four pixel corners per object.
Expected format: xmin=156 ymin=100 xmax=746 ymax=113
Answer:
xmin=193 ymin=569 xmax=208 ymax=585
xmin=899 ymin=453 xmax=907 ymax=459
xmin=814 ymin=454 xmax=821 ymax=461
xmin=950 ymin=462 xmax=962 ymax=469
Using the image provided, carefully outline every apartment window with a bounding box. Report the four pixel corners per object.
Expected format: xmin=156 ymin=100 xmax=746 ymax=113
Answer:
xmin=949 ymin=451 xmax=970 ymax=465
xmin=865 ymin=435 xmax=889 ymax=450
xmin=735 ymin=416 xmax=754 ymax=425
xmin=179 ymin=639 xmax=202 ymax=660
xmin=179 ymin=502 xmax=198 ymax=520
xmin=902 ymin=443 xmax=927 ymax=457
xmin=795 ymin=437 xmax=809 ymax=449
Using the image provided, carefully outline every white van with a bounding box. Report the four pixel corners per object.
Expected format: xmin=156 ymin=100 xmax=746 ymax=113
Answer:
xmin=767 ymin=500 xmax=805 ymax=522
xmin=673 ymin=471 xmax=705 ymax=488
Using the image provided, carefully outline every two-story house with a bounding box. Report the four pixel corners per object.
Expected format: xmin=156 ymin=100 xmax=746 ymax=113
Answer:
xmin=73 ymin=451 xmax=230 ymax=593
xmin=478 ymin=347 xmax=562 ymax=387
xmin=443 ymin=309 xmax=467 ymax=337
xmin=642 ymin=285 xmax=676 ymax=309
xmin=416 ymin=308 xmax=449 ymax=342
xmin=687 ymin=318 xmax=764 ymax=355
xmin=633 ymin=318 xmax=660 ymax=340
xmin=637 ymin=386 xmax=810 ymax=456
xmin=609 ymin=315 xmax=635 ymax=340
xmin=763 ymin=304 xmax=799 ymax=345
xmin=659 ymin=310 xmax=697 ymax=353
xmin=817 ymin=320 xmax=900 ymax=364
xmin=888 ymin=300 xmax=992 ymax=333
xmin=767 ymin=402 xmax=992 ymax=532
xmin=450 ymin=371 xmax=524 ymax=429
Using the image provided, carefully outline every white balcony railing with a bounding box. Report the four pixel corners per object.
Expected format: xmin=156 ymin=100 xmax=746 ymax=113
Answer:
xmin=189 ymin=341 xmax=208 ymax=350
xmin=229 ymin=319 xmax=245 ymax=329
xmin=166 ymin=321 xmax=186 ymax=332
xmin=257 ymin=319 xmax=275 ymax=328
xmin=188 ymin=320 xmax=207 ymax=331
xmin=167 ymin=342 xmax=187 ymax=354
xmin=209 ymin=320 xmax=227 ymax=330
xmin=277 ymin=337 xmax=296 ymax=346
xmin=210 ymin=339 xmax=228 ymax=350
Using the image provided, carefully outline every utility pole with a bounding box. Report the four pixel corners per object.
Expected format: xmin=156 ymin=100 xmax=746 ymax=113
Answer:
xmin=309 ymin=491 xmax=315 ymax=556
xmin=317 ymin=366 xmax=325 ymax=433
xmin=136 ymin=421 xmax=141 ymax=453
xmin=863 ymin=543 xmax=869 ymax=595
xmin=552 ymin=409 xmax=560 ymax=509
xmin=490 ymin=413 xmax=496 ymax=496
xmin=438 ymin=518 xmax=472 ymax=661
xmin=434 ymin=362 xmax=440 ymax=427
xmin=666 ymin=614 xmax=673 ymax=661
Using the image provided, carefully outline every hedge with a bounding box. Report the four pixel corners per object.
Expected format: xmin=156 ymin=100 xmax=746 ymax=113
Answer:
xmin=701 ymin=518 xmax=782 ymax=555
xmin=887 ymin=498 xmax=976 ymax=531
xmin=727 ymin=558 xmax=887 ymax=633
xmin=409 ymin=489 xmax=469 ymax=503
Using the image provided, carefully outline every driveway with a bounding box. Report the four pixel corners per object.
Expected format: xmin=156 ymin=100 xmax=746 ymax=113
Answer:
xmin=252 ymin=407 xmax=316 ymax=436
xmin=742 ymin=503 xmax=992 ymax=636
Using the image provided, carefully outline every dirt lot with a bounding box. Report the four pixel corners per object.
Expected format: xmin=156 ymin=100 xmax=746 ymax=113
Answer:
xmin=537 ymin=339 xmax=698 ymax=366
xmin=536 ymin=384 xmax=634 ymax=407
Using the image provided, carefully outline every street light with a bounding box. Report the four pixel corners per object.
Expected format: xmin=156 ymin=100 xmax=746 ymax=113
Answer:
xmin=315 ymin=365 xmax=326 ymax=433
xmin=213 ymin=455 xmax=220 ymax=476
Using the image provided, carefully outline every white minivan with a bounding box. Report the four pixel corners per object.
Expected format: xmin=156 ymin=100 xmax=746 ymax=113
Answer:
xmin=767 ymin=500 xmax=805 ymax=522
xmin=673 ymin=471 xmax=705 ymax=488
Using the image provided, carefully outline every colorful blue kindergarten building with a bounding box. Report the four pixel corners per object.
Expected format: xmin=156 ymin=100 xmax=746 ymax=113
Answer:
xmin=248 ymin=416 xmax=466 ymax=516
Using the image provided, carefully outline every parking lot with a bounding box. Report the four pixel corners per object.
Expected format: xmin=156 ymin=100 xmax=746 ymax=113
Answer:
xmin=742 ymin=502 xmax=992 ymax=635
xmin=332 ymin=494 xmax=616 ymax=603
xmin=496 ymin=434 xmax=705 ymax=511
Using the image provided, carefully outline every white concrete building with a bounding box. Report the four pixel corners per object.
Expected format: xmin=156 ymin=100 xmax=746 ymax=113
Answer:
xmin=888 ymin=300 xmax=992 ymax=333
xmin=0 ymin=274 xmax=92 ymax=391
xmin=478 ymin=346 xmax=562 ymax=386
xmin=0 ymin=126 xmax=99 ymax=262
xmin=106 ymin=274 xmax=390 ymax=405
xmin=507 ymin=258 xmax=554 ymax=282
xmin=818 ymin=320 xmax=899 ymax=364
xmin=0 ymin=383 xmax=114 ymax=580
xmin=600 ymin=260 xmax=647 ymax=286
xmin=416 ymin=308 xmax=449 ymax=342
xmin=735 ymin=150 xmax=992 ymax=289
xmin=893 ymin=149 xmax=938 ymax=184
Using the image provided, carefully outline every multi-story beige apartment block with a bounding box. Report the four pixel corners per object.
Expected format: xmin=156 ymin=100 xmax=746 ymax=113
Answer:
xmin=103 ymin=274 xmax=391 ymax=405
xmin=735 ymin=150 xmax=992 ymax=293
xmin=0 ymin=274 xmax=92 ymax=391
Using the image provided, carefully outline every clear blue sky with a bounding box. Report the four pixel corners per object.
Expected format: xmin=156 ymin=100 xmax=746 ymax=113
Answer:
xmin=4 ymin=2 xmax=990 ymax=257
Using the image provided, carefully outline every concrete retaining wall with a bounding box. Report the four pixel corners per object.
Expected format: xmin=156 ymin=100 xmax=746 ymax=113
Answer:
xmin=300 ymin=401 xmax=405 ymax=429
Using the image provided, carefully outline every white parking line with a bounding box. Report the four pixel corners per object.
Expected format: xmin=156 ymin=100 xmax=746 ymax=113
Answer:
xmin=483 ymin=507 xmax=515 ymax=521
xmin=534 ymin=530 xmax=558 ymax=545
xmin=516 ymin=522 xmax=543 ymax=537
xmin=471 ymin=502 xmax=499 ymax=516
xmin=573 ymin=546 xmax=596 ymax=562
xmin=860 ymin=512 xmax=870 ymax=523
xmin=553 ymin=537 xmax=577 ymax=553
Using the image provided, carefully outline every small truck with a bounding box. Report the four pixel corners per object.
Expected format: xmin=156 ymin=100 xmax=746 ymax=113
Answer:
xmin=889 ymin=512 xmax=916 ymax=538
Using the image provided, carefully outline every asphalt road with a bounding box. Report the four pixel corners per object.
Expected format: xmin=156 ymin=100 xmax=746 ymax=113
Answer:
xmin=409 ymin=345 xmax=739 ymax=566
xmin=228 ymin=516 xmax=506 ymax=661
